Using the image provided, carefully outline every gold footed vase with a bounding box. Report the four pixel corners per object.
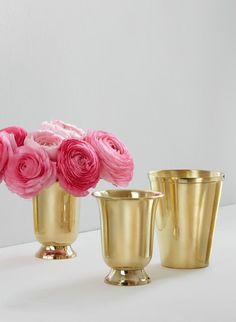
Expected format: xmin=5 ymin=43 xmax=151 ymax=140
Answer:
xmin=148 ymin=170 xmax=224 ymax=269
xmin=33 ymin=182 xmax=79 ymax=260
xmin=93 ymin=190 xmax=163 ymax=286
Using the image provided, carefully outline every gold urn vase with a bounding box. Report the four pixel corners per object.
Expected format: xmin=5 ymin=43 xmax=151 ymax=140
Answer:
xmin=93 ymin=190 xmax=163 ymax=286
xmin=148 ymin=170 xmax=224 ymax=269
xmin=33 ymin=182 xmax=79 ymax=260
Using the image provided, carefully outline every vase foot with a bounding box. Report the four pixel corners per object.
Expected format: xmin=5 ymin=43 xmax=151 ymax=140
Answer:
xmin=35 ymin=245 xmax=76 ymax=260
xmin=105 ymin=269 xmax=151 ymax=286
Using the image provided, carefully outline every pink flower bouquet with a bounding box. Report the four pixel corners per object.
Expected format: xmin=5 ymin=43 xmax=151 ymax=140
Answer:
xmin=0 ymin=121 xmax=134 ymax=198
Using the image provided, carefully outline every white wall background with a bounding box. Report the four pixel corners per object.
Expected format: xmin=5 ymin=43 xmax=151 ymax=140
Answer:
xmin=0 ymin=0 xmax=235 ymax=247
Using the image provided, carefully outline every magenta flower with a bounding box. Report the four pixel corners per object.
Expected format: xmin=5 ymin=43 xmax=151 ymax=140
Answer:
xmin=0 ymin=132 xmax=17 ymax=182
xmin=57 ymin=138 xmax=100 ymax=196
xmin=4 ymin=146 xmax=57 ymax=198
xmin=0 ymin=126 xmax=27 ymax=147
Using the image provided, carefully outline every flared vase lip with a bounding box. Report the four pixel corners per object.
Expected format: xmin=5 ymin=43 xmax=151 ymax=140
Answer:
xmin=92 ymin=189 xmax=164 ymax=200
xmin=148 ymin=169 xmax=225 ymax=183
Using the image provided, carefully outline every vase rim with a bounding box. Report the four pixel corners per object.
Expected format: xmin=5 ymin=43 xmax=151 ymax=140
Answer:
xmin=148 ymin=169 xmax=225 ymax=183
xmin=92 ymin=189 xmax=164 ymax=200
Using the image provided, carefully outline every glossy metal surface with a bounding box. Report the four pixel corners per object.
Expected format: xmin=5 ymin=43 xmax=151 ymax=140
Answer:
xmin=148 ymin=170 xmax=224 ymax=268
xmin=105 ymin=269 xmax=150 ymax=286
xmin=33 ymin=182 xmax=79 ymax=260
xmin=93 ymin=190 xmax=163 ymax=286
xmin=36 ymin=245 xmax=76 ymax=260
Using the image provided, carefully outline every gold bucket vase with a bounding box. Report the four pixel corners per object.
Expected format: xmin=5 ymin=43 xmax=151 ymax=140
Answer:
xmin=93 ymin=190 xmax=163 ymax=286
xmin=33 ymin=182 xmax=79 ymax=260
xmin=148 ymin=170 xmax=224 ymax=269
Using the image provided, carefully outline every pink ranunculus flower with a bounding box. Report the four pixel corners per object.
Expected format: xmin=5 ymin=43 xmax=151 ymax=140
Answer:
xmin=0 ymin=132 xmax=17 ymax=182
xmin=85 ymin=130 xmax=134 ymax=186
xmin=4 ymin=146 xmax=57 ymax=198
xmin=24 ymin=130 xmax=64 ymax=161
xmin=41 ymin=120 xmax=85 ymax=139
xmin=0 ymin=126 xmax=27 ymax=147
xmin=57 ymin=138 xmax=100 ymax=196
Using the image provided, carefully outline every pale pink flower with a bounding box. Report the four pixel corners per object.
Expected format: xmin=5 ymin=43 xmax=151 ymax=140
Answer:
xmin=57 ymin=138 xmax=100 ymax=196
xmin=41 ymin=120 xmax=85 ymax=139
xmin=24 ymin=130 xmax=63 ymax=161
xmin=4 ymin=146 xmax=57 ymax=198
xmin=85 ymin=130 xmax=134 ymax=186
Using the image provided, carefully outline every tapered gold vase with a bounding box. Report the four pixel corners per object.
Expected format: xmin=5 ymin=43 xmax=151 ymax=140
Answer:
xmin=33 ymin=182 xmax=79 ymax=260
xmin=148 ymin=170 xmax=224 ymax=269
xmin=93 ymin=190 xmax=163 ymax=286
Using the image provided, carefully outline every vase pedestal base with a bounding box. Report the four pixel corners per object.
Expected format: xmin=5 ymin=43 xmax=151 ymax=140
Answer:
xmin=35 ymin=245 xmax=76 ymax=260
xmin=105 ymin=269 xmax=151 ymax=286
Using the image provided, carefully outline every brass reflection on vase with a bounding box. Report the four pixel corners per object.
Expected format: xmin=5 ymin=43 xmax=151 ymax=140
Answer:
xmin=93 ymin=189 xmax=163 ymax=286
xmin=148 ymin=169 xmax=224 ymax=269
xmin=33 ymin=182 xmax=79 ymax=260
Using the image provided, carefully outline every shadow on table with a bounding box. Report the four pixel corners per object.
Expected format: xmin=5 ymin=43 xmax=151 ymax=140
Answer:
xmin=5 ymin=274 xmax=134 ymax=312
xmin=146 ymin=263 xmax=203 ymax=283
xmin=5 ymin=263 xmax=208 ymax=313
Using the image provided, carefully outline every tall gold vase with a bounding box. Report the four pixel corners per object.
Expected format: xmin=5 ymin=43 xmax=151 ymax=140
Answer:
xmin=33 ymin=182 xmax=79 ymax=260
xmin=93 ymin=190 xmax=163 ymax=286
xmin=148 ymin=170 xmax=224 ymax=268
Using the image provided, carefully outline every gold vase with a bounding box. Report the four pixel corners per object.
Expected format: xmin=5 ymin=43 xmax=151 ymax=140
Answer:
xmin=33 ymin=182 xmax=79 ymax=260
xmin=93 ymin=190 xmax=163 ymax=286
xmin=148 ymin=170 xmax=224 ymax=269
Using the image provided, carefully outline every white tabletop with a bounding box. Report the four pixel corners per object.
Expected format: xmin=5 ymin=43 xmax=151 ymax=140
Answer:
xmin=0 ymin=205 xmax=235 ymax=322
